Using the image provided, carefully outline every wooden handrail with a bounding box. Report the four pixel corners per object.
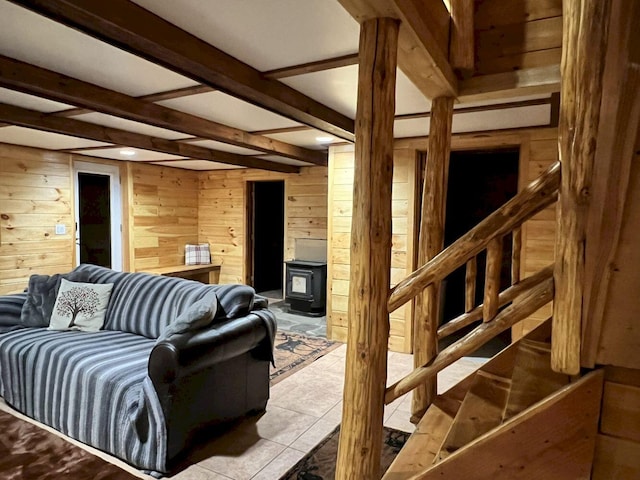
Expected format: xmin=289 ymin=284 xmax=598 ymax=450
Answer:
xmin=437 ymin=264 xmax=554 ymax=339
xmin=385 ymin=273 xmax=554 ymax=404
xmin=388 ymin=161 xmax=560 ymax=313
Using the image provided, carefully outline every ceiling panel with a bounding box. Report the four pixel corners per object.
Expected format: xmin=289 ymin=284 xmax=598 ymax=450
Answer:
xmin=74 ymin=113 xmax=189 ymax=140
xmin=72 ymin=147 xmax=184 ymax=161
xmin=0 ymin=87 xmax=74 ymax=112
xmin=157 ymin=91 xmax=301 ymax=132
xmin=281 ymin=66 xmax=432 ymax=119
xmin=152 ymin=160 xmax=242 ymax=171
xmin=452 ymin=105 xmax=551 ymax=133
xmin=132 ymin=0 xmax=360 ymax=71
xmin=281 ymin=65 xmax=358 ymax=118
xmin=264 ymin=129 xmax=341 ymax=150
xmin=396 ymin=71 xmax=431 ymax=115
xmin=0 ymin=1 xmax=197 ymax=97
xmin=394 ymin=104 xmax=552 ymax=138
xmin=0 ymin=126 xmax=110 ymax=150
xmin=186 ymin=139 xmax=262 ymax=156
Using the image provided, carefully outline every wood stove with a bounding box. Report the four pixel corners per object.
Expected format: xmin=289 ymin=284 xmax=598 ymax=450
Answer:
xmin=285 ymin=260 xmax=327 ymax=316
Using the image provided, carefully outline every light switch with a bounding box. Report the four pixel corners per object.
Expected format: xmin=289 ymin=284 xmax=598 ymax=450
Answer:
xmin=55 ymin=223 xmax=66 ymax=235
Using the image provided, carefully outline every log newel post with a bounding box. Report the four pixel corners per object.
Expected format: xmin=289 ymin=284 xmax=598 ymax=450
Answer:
xmin=411 ymin=96 xmax=454 ymax=420
xmin=552 ymin=0 xmax=611 ymax=375
xmin=335 ymin=17 xmax=398 ymax=480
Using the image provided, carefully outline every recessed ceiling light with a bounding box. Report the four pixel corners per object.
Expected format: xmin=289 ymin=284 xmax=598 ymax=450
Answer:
xmin=119 ymin=149 xmax=136 ymax=156
xmin=316 ymin=136 xmax=334 ymax=144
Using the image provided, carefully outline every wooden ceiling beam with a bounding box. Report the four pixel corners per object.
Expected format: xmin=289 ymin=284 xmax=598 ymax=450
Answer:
xmin=0 ymin=55 xmax=326 ymax=165
xmin=54 ymin=84 xmax=214 ymax=118
xmin=0 ymin=102 xmax=300 ymax=173
xmin=263 ymin=53 xmax=359 ymax=79
xmin=10 ymin=0 xmax=355 ymax=141
xmin=339 ymin=0 xmax=458 ymax=99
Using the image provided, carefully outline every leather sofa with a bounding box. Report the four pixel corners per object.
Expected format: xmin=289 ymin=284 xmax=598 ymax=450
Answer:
xmin=0 ymin=264 xmax=276 ymax=474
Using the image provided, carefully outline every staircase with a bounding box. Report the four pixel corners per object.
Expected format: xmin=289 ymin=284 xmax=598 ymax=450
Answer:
xmin=383 ymin=319 xmax=604 ymax=479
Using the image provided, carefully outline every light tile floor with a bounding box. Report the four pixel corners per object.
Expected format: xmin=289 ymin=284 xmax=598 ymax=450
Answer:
xmin=1 ymin=345 xmax=485 ymax=480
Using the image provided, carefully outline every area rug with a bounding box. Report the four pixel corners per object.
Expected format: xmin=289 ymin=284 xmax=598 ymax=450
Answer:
xmin=0 ymin=409 xmax=138 ymax=480
xmin=270 ymin=331 xmax=341 ymax=385
xmin=280 ymin=425 xmax=409 ymax=479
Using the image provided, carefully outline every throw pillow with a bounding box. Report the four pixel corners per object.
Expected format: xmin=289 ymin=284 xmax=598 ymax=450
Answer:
xmin=158 ymin=292 xmax=218 ymax=341
xmin=20 ymin=270 xmax=89 ymax=328
xmin=185 ymin=243 xmax=211 ymax=265
xmin=49 ymin=279 xmax=113 ymax=332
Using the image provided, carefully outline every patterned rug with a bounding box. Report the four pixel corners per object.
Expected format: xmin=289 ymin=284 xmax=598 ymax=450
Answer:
xmin=0 ymin=409 xmax=138 ymax=480
xmin=270 ymin=331 xmax=341 ymax=385
xmin=280 ymin=425 xmax=409 ymax=479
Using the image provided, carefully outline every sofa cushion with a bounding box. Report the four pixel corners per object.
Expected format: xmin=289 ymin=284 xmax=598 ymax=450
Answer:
xmin=158 ymin=291 xmax=218 ymax=341
xmin=20 ymin=271 xmax=88 ymax=328
xmin=49 ymin=279 xmax=113 ymax=332
xmin=72 ymin=264 xmax=259 ymax=339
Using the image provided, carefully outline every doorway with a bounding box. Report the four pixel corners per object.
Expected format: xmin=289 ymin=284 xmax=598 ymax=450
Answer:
xmin=247 ymin=181 xmax=285 ymax=297
xmin=440 ymin=149 xmax=520 ymax=352
xmin=73 ymin=161 xmax=122 ymax=271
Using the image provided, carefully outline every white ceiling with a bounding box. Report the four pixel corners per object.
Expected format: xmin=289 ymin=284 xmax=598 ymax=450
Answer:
xmin=0 ymin=0 xmax=554 ymax=170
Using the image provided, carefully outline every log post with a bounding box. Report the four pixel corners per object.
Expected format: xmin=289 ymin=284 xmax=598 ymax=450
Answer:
xmin=483 ymin=236 xmax=503 ymax=322
xmin=465 ymin=256 xmax=477 ymax=312
xmin=449 ymin=0 xmax=474 ymax=73
xmin=335 ymin=17 xmax=398 ymax=480
xmin=552 ymin=0 xmax=611 ymax=375
xmin=412 ymin=96 xmax=454 ymax=420
xmin=511 ymin=227 xmax=522 ymax=285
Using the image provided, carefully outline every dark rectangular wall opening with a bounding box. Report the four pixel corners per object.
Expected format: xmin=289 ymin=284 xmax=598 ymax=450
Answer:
xmin=78 ymin=172 xmax=111 ymax=268
xmin=440 ymin=148 xmax=520 ymax=353
xmin=249 ymin=180 xmax=285 ymax=296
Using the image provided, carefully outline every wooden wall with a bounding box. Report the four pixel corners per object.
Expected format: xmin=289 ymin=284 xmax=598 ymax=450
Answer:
xmin=130 ymin=163 xmax=199 ymax=272
xmin=592 ymin=367 xmax=640 ymax=479
xmin=0 ymin=144 xmax=74 ymax=295
xmin=198 ymin=166 xmax=327 ymax=285
xmin=474 ymin=0 xmax=562 ymax=76
xmin=0 ymin=142 xmax=201 ymax=292
xmin=327 ymin=128 xmax=559 ymax=352
xmin=327 ymin=145 xmax=417 ymax=353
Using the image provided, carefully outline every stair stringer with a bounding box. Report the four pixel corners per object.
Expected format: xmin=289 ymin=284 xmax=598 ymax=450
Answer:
xmin=409 ymin=369 xmax=604 ymax=480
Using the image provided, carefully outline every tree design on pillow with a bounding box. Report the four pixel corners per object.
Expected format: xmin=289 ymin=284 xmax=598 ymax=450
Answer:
xmin=55 ymin=286 xmax=99 ymax=328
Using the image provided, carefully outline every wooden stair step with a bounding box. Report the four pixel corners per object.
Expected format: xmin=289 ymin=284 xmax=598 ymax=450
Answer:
xmin=435 ymin=370 xmax=511 ymax=462
xmin=382 ymin=404 xmax=455 ymax=480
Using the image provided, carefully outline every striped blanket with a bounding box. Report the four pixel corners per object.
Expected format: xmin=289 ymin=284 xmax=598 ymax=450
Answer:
xmin=0 ymin=328 xmax=166 ymax=472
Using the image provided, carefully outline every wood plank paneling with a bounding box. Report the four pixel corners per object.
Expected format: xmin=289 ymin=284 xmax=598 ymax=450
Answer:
xmin=0 ymin=143 xmax=74 ymax=294
xmin=131 ymin=163 xmax=199 ymax=271
xmin=198 ymin=166 xmax=327 ymax=285
xmin=327 ymin=144 xmax=417 ymax=353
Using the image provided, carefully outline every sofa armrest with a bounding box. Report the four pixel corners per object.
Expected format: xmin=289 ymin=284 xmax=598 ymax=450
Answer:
xmin=0 ymin=293 xmax=28 ymax=331
xmin=148 ymin=312 xmax=272 ymax=387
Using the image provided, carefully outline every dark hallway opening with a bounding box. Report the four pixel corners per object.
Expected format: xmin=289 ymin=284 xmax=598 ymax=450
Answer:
xmin=78 ymin=172 xmax=111 ymax=268
xmin=440 ymin=149 xmax=520 ymax=354
xmin=249 ymin=181 xmax=285 ymax=295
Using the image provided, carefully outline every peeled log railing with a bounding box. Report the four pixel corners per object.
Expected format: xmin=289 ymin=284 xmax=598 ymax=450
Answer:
xmin=384 ymin=161 xmax=560 ymax=406
xmin=388 ymin=161 xmax=560 ymax=313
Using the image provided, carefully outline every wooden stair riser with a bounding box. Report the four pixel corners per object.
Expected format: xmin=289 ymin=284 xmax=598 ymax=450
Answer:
xmin=503 ymin=338 xmax=571 ymax=420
